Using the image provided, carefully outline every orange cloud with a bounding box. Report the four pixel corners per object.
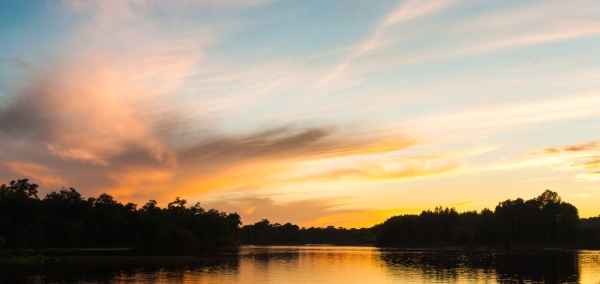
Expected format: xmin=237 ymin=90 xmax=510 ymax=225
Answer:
xmin=202 ymin=194 xmax=431 ymax=228
xmin=282 ymin=161 xmax=461 ymax=184
xmin=5 ymin=162 xmax=66 ymax=188
xmin=536 ymin=141 xmax=599 ymax=155
xmin=564 ymin=141 xmax=599 ymax=152
xmin=485 ymin=141 xmax=600 ymax=184
xmin=544 ymin=148 xmax=560 ymax=154
xmin=158 ymin=134 xmax=419 ymax=202
xmin=449 ymin=201 xmax=486 ymax=207
xmin=202 ymin=196 xmax=364 ymax=227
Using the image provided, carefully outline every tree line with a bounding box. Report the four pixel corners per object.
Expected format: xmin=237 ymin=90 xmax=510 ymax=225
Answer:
xmin=1 ymin=178 xmax=599 ymax=253
xmin=239 ymin=219 xmax=375 ymax=245
xmin=0 ymin=179 xmax=240 ymax=254
xmin=375 ymin=190 xmax=600 ymax=248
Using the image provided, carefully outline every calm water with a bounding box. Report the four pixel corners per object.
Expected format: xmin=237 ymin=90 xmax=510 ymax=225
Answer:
xmin=1 ymin=246 xmax=600 ymax=283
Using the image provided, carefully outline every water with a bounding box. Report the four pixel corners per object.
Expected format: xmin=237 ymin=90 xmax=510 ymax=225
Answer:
xmin=1 ymin=246 xmax=600 ymax=283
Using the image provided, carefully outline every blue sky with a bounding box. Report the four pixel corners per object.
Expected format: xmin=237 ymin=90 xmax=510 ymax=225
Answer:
xmin=1 ymin=0 xmax=600 ymax=227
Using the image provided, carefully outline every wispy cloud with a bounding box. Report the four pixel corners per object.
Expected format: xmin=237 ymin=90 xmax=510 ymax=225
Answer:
xmin=543 ymin=142 xmax=599 ymax=156
xmin=518 ymin=177 xmax=557 ymax=183
xmin=319 ymin=0 xmax=461 ymax=85
xmin=577 ymin=172 xmax=600 ymax=182
xmin=4 ymin=162 xmax=66 ymax=187
xmin=449 ymin=201 xmax=486 ymax=207
xmin=544 ymin=148 xmax=561 ymax=154
xmin=565 ymin=142 xmax=600 ymax=152
xmin=476 ymin=140 xmax=600 ymax=185
xmin=280 ymin=160 xmax=461 ymax=185
xmin=382 ymin=0 xmax=460 ymax=27
xmin=63 ymin=0 xmax=277 ymax=13
xmin=408 ymin=92 xmax=600 ymax=138
xmin=203 ymin=196 xmax=365 ymax=227
xmin=0 ymin=57 xmax=30 ymax=67
xmin=319 ymin=0 xmax=600 ymax=87
xmin=571 ymin=193 xmax=594 ymax=198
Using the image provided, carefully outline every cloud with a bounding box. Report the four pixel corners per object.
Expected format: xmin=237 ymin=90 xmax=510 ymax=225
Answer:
xmin=577 ymin=172 xmax=600 ymax=182
xmin=478 ymin=140 xmax=600 ymax=184
xmin=143 ymin=128 xmax=420 ymax=203
xmin=281 ymin=160 xmax=461 ymax=184
xmin=538 ymin=142 xmax=598 ymax=155
xmin=518 ymin=177 xmax=557 ymax=183
xmin=564 ymin=141 xmax=600 ymax=152
xmin=2 ymin=0 xmax=441 ymax=204
xmin=571 ymin=193 xmax=594 ymax=198
xmin=0 ymin=36 xmax=421 ymax=202
xmin=408 ymin=92 xmax=600 ymax=137
xmin=0 ymin=57 xmax=30 ymax=67
xmin=4 ymin=162 xmax=66 ymax=187
xmin=0 ymin=90 xmax=420 ymax=200
xmin=382 ymin=0 xmax=461 ymax=27
xmin=544 ymin=148 xmax=560 ymax=154
xmin=319 ymin=0 xmax=462 ymax=85
xmin=458 ymin=0 xmax=600 ymax=53
xmin=449 ymin=201 xmax=486 ymax=207
xmin=3 ymin=0 xmax=429 ymax=201
xmin=0 ymin=0 xmax=236 ymax=198
xmin=535 ymin=143 xmax=600 ymax=173
xmin=583 ymin=159 xmax=600 ymax=168
xmin=202 ymin=196 xmax=364 ymax=227
xmin=178 ymin=126 xmax=416 ymax=167
xmin=0 ymin=62 xmax=181 ymax=166
xmin=5 ymin=0 xmax=598 ymax=226
xmin=63 ymin=0 xmax=276 ymax=14
xmin=319 ymin=0 xmax=600 ymax=87
xmin=203 ymin=195 xmax=431 ymax=228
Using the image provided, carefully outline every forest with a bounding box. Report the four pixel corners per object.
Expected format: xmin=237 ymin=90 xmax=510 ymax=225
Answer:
xmin=0 ymin=179 xmax=241 ymax=254
xmin=1 ymin=178 xmax=599 ymax=255
xmin=375 ymin=190 xmax=600 ymax=248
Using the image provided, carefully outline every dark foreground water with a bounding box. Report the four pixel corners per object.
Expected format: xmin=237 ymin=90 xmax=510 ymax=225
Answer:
xmin=1 ymin=246 xmax=599 ymax=283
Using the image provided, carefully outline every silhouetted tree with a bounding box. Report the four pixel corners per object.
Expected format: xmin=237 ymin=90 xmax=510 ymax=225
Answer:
xmin=0 ymin=178 xmax=242 ymax=254
xmin=376 ymin=190 xmax=583 ymax=248
xmin=0 ymin=178 xmax=594 ymax=252
xmin=0 ymin=179 xmax=39 ymax=199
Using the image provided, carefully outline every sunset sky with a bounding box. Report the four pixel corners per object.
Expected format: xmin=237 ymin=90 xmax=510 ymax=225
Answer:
xmin=1 ymin=0 xmax=600 ymax=228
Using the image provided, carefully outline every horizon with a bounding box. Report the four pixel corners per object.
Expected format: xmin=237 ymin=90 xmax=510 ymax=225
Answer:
xmin=2 ymin=177 xmax=597 ymax=230
xmin=1 ymin=0 xmax=600 ymax=228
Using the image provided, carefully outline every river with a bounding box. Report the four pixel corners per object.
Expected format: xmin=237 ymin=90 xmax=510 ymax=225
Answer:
xmin=2 ymin=246 xmax=600 ymax=283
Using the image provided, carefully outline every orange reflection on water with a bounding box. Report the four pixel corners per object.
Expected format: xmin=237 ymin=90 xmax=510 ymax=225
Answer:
xmin=19 ymin=247 xmax=600 ymax=283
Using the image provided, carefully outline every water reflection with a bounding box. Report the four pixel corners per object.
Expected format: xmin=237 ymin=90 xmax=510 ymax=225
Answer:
xmin=1 ymin=256 xmax=240 ymax=284
xmin=238 ymin=246 xmax=383 ymax=283
xmin=380 ymin=250 xmax=580 ymax=283
xmin=1 ymin=247 xmax=599 ymax=283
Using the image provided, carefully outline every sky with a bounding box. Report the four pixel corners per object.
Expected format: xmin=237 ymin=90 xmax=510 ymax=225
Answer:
xmin=1 ymin=0 xmax=600 ymax=228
